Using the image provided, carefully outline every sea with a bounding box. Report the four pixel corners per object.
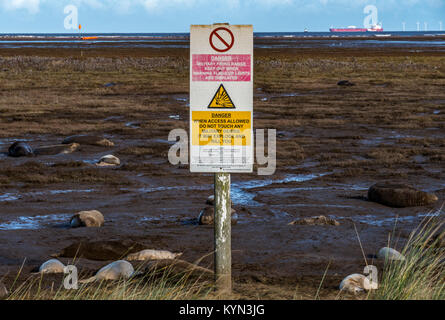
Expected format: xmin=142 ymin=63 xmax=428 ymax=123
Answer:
xmin=0 ymin=31 xmax=445 ymax=50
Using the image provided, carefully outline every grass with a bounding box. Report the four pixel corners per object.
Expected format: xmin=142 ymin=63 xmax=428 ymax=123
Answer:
xmin=367 ymin=210 xmax=444 ymax=300
xmin=325 ymin=210 xmax=444 ymax=300
xmin=5 ymin=260 xmax=214 ymax=300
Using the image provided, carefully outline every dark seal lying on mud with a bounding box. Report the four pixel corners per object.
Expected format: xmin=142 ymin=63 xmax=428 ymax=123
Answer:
xmin=53 ymin=240 xmax=147 ymax=261
xmin=7 ymin=141 xmax=79 ymax=157
xmin=337 ymin=80 xmax=355 ymax=86
xmin=368 ymin=183 xmax=438 ymax=208
xmin=8 ymin=141 xmax=33 ymax=157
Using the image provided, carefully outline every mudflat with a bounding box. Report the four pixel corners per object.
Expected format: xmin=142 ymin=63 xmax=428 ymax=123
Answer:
xmin=0 ymin=42 xmax=443 ymax=299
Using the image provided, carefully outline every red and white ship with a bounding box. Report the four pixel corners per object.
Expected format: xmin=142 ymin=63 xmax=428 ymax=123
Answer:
xmin=330 ymin=24 xmax=383 ymax=32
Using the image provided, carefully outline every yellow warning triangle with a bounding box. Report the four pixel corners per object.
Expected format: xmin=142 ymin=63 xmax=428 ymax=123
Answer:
xmin=208 ymin=84 xmax=235 ymax=109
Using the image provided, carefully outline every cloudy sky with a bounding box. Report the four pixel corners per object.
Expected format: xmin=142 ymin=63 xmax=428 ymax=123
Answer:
xmin=0 ymin=0 xmax=444 ymax=33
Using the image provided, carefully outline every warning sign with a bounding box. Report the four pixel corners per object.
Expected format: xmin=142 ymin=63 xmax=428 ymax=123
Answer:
xmin=208 ymin=85 xmax=235 ymax=109
xmin=192 ymin=54 xmax=251 ymax=82
xmin=190 ymin=24 xmax=253 ymax=173
xmin=192 ymin=111 xmax=251 ymax=146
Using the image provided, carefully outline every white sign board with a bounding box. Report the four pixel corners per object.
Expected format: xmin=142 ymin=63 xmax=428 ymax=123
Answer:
xmin=190 ymin=24 xmax=253 ymax=173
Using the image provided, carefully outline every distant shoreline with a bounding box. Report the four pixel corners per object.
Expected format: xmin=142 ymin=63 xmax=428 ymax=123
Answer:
xmin=1 ymin=31 xmax=445 ymax=42
xmin=0 ymin=33 xmax=444 ymax=51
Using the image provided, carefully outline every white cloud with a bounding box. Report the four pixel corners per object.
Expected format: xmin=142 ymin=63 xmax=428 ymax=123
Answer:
xmin=0 ymin=0 xmax=442 ymax=15
xmin=1 ymin=0 xmax=41 ymax=13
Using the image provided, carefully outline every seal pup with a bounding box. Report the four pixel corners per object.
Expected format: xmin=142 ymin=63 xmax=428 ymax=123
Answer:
xmin=339 ymin=274 xmax=373 ymax=294
xmin=96 ymin=155 xmax=120 ymax=167
xmin=8 ymin=141 xmax=34 ymax=157
xmin=62 ymin=135 xmax=114 ymax=147
xmin=38 ymin=259 xmax=65 ymax=274
xmin=368 ymin=183 xmax=438 ymax=207
xmin=126 ymin=249 xmax=182 ymax=261
xmin=198 ymin=207 xmax=238 ymax=225
xmin=70 ymin=210 xmax=104 ymax=228
xmin=80 ymin=260 xmax=134 ymax=283
xmin=33 ymin=143 xmax=79 ymax=156
xmin=377 ymin=247 xmax=405 ymax=262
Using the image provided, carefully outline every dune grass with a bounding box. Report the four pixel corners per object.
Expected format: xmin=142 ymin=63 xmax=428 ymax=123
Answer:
xmin=369 ymin=211 xmax=444 ymax=300
xmin=5 ymin=259 xmax=214 ymax=300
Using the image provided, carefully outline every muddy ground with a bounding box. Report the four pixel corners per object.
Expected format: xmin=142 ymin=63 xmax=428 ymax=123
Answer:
xmin=0 ymin=42 xmax=444 ymax=299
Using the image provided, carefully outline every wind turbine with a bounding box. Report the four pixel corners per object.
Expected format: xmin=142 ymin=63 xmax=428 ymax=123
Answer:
xmin=402 ymin=22 xmax=406 ymax=32
xmin=417 ymin=21 xmax=420 ymax=31
xmin=440 ymin=21 xmax=443 ymax=31
xmin=424 ymin=22 xmax=428 ymax=31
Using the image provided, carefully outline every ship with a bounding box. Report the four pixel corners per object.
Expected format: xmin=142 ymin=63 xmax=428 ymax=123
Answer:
xmin=330 ymin=24 xmax=383 ymax=32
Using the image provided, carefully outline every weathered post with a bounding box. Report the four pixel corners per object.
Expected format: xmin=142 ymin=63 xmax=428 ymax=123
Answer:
xmin=190 ymin=23 xmax=253 ymax=295
xmin=214 ymin=172 xmax=231 ymax=292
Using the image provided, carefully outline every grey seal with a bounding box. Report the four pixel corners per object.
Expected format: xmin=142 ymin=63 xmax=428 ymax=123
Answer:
xmin=62 ymin=135 xmax=114 ymax=147
xmin=126 ymin=249 xmax=182 ymax=261
xmin=339 ymin=274 xmax=373 ymax=294
xmin=38 ymin=259 xmax=65 ymax=274
xmin=96 ymin=155 xmax=120 ymax=167
xmin=198 ymin=207 xmax=238 ymax=225
xmin=33 ymin=143 xmax=79 ymax=156
xmin=8 ymin=141 xmax=34 ymax=157
xmin=70 ymin=210 xmax=104 ymax=228
xmin=80 ymin=260 xmax=134 ymax=283
xmin=368 ymin=183 xmax=438 ymax=207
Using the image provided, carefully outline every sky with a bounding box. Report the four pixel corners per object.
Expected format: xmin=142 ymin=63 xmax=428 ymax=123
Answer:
xmin=0 ymin=0 xmax=444 ymax=33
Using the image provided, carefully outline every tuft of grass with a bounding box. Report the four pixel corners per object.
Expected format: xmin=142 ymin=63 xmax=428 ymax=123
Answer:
xmin=370 ymin=209 xmax=444 ymax=300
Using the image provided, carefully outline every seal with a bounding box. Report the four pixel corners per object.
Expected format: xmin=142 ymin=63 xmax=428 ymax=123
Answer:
xmin=126 ymin=249 xmax=182 ymax=261
xmin=39 ymin=259 xmax=65 ymax=274
xmin=70 ymin=210 xmax=104 ymax=228
xmin=80 ymin=260 xmax=134 ymax=283
xmin=377 ymin=247 xmax=405 ymax=262
xmin=96 ymin=155 xmax=120 ymax=167
xmin=339 ymin=274 xmax=373 ymax=294
xmin=8 ymin=141 xmax=34 ymax=157
xmin=288 ymin=215 xmax=340 ymax=226
xmin=52 ymin=240 xmax=146 ymax=261
xmin=33 ymin=143 xmax=79 ymax=156
xmin=198 ymin=207 xmax=238 ymax=225
xmin=337 ymin=80 xmax=355 ymax=86
xmin=368 ymin=183 xmax=438 ymax=207
xmin=62 ymin=135 xmax=114 ymax=147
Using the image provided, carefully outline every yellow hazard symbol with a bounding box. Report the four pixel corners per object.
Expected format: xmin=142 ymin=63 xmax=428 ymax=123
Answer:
xmin=208 ymin=84 xmax=235 ymax=109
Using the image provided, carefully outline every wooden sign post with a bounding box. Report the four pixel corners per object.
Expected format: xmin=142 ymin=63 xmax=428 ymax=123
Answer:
xmin=190 ymin=23 xmax=253 ymax=293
